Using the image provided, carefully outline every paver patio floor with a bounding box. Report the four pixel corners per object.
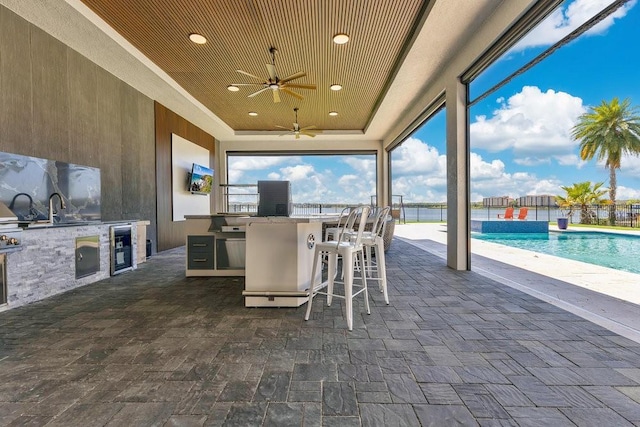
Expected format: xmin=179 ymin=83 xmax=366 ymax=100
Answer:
xmin=1 ymin=239 xmax=640 ymax=426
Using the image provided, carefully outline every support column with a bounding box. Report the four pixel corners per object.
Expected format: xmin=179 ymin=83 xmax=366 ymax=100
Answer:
xmin=380 ymin=147 xmax=389 ymax=207
xmin=446 ymin=79 xmax=470 ymax=270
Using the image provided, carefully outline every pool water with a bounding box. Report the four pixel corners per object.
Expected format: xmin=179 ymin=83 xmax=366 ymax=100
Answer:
xmin=472 ymin=231 xmax=640 ymax=274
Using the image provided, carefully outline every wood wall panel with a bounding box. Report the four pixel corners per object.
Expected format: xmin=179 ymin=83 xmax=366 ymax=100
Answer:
xmin=155 ymin=102 xmax=214 ymax=251
xmin=68 ymin=49 xmax=99 ymax=167
xmin=0 ymin=7 xmax=33 ymax=155
xmin=31 ymin=26 xmax=69 ymax=161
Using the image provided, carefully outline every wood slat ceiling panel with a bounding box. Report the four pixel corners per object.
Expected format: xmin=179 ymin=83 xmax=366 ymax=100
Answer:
xmin=80 ymin=0 xmax=426 ymax=134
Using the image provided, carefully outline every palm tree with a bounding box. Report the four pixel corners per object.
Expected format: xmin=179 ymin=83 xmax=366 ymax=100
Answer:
xmin=571 ymin=97 xmax=640 ymax=225
xmin=556 ymin=181 xmax=608 ymax=224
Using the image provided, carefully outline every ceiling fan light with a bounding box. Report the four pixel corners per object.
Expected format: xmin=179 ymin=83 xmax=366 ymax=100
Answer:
xmin=227 ymin=85 xmax=240 ymax=92
xmin=248 ymin=111 xmax=258 ymax=116
xmin=188 ymin=33 xmax=207 ymax=44
xmin=333 ymin=33 xmax=350 ymax=44
xmin=329 ymin=111 xmax=338 ymax=116
xmin=330 ymin=84 xmax=342 ymax=91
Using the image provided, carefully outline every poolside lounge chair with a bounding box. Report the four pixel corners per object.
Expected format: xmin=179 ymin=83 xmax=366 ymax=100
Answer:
xmin=516 ymin=207 xmax=528 ymax=220
xmin=497 ymin=207 xmax=514 ymax=219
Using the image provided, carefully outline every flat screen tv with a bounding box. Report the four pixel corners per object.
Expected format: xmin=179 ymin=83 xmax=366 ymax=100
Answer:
xmin=189 ymin=163 xmax=214 ymax=195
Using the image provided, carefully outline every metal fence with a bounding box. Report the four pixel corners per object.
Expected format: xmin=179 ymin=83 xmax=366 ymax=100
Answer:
xmin=227 ymin=202 xmax=640 ymax=228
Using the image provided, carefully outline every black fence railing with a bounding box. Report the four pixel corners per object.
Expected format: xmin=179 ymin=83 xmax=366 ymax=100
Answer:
xmin=227 ymin=203 xmax=640 ymax=228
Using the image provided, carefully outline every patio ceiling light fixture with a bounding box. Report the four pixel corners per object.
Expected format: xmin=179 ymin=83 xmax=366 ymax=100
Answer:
xmin=189 ymin=33 xmax=207 ymax=44
xmin=333 ymin=33 xmax=349 ymax=44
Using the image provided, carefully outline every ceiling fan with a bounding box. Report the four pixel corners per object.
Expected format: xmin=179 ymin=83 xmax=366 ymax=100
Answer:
xmin=231 ymin=47 xmax=316 ymax=103
xmin=276 ymin=108 xmax=322 ymax=139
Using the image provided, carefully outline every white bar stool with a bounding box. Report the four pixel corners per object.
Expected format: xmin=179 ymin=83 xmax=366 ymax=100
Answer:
xmin=359 ymin=206 xmax=391 ymax=305
xmin=324 ymin=206 xmax=355 ymax=242
xmin=305 ymin=205 xmax=371 ymax=330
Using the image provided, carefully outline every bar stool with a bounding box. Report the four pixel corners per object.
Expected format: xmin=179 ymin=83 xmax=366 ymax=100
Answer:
xmin=305 ymin=205 xmax=371 ymax=330
xmin=324 ymin=206 xmax=355 ymax=242
xmin=359 ymin=206 xmax=391 ymax=305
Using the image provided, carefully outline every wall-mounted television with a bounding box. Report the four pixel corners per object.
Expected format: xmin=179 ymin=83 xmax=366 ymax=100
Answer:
xmin=189 ymin=163 xmax=214 ymax=195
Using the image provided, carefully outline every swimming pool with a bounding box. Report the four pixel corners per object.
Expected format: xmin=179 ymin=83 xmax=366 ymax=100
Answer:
xmin=472 ymin=231 xmax=640 ymax=274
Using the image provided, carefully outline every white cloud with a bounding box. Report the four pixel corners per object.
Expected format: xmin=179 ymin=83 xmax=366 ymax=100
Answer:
xmin=228 ymin=156 xmax=296 ymax=183
xmin=390 ymin=137 xmax=565 ymax=202
xmin=617 ymin=185 xmax=640 ymax=200
xmin=228 ymin=169 xmax=244 ymax=183
xmin=392 ymin=137 xmax=446 ymax=176
xmin=512 ymin=0 xmax=635 ymax=51
xmin=280 ymin=164 xmax=315 ymax=182
xmin=513 ymin=157 xmax=551 ymax=166
xmin=342 ymin=157 xmax=377 ymax=183
xmin=391 ymin=137 xmax=448 ymax=201
xmin=620 ymin=155 xmax=640 ymax=178
xmin=470 ymin=86 xmax=585 ymax=163
xmin=469 ymin=152 xmax=564 ymax=201
xmin=338 ymin=174 xmax=359 ymax=187
xmin=228 ymin=156 xmax=292 ymax=171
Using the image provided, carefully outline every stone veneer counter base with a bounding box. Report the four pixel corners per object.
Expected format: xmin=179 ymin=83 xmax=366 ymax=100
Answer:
xmin=2 ymin=221 xmax=143 ymax=311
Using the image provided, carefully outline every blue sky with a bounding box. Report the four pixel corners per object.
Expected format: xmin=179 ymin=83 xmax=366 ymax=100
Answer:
xmin=229 ymin=0 xmax=639 ymax=204
xmin=395 ymin=0 xmax=640 ymax=203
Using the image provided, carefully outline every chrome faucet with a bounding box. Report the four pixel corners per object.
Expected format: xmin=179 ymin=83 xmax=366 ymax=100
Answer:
xmin=48 ymin=193 xmax=66 ymax=223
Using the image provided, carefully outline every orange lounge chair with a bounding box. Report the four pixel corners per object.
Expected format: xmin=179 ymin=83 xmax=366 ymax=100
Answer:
xmin=516 ymin=207 xmax=528 ymax=220
xmin=497 ymin=207 xmax=514 ymax=219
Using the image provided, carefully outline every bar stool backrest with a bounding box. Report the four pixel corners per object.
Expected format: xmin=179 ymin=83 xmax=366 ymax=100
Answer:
xmin=371 ymin=206 xmax=392 ymax=238
xmin=338 ymin=205 xmax=370 ymax=247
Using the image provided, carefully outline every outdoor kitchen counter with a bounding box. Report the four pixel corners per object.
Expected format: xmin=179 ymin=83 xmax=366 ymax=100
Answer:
xmin=184 ymin=215 xmax=339 ymax=307
xmin=2 ymin=220 xmax=144 ymax=311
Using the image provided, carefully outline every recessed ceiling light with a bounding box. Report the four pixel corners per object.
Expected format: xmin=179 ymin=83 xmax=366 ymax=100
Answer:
xmin=189 ymin=33 xmax=207 ymax=44
xmin=248 ymin=111 xmax=258 ymax=116
xmin=333 ymin=33 xmax=349 ymax=44
xmin=330 ymin=84 xmax=342 ymax=91
xmin=329 ymin=111 xmax=338 ymax=116
xmin=227 ymin=85 xmax=240 ymax=92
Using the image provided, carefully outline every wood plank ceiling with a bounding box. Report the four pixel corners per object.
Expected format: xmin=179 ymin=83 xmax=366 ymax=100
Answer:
xmin=79 ymin=0 xmax=427 ymax=134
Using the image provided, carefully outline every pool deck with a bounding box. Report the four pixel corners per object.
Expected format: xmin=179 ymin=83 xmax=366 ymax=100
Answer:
xmin=394 ymin=223 xmax=640 ymax=343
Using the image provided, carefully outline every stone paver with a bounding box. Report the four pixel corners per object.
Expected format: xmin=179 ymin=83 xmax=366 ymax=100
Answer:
xmin=0 ymin=240 xmax=640 ymax=426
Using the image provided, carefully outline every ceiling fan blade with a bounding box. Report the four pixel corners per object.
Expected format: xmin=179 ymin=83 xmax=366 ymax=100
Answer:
xmin=266 ymin=64 xmax=277 ymax=81
xmin=236 ymin=69 xmax=263 ymax=81
xmin=300 ymin=125 xmax=318 ymax=131
xmin=280 ymin=71 xmax=306 ymax=83
xmin=275 ymin=125 xmax=291 ymax=130
xmin=282 ymin=83 xmax=316 ymax=90
xmin=301 ymin=131 xmax=317 ymax=138
xmin=280 ymin=88 xmax=303 ymax=100
xmin=272 ymin=89 xmax=281 ymax=103
xmin=295 ymin=133 xmax=300 ymax=139
xmin=230 ymin=83 xmax=265 ymax=86
xmin=248 ymin=87 xmax=270 ymax=98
